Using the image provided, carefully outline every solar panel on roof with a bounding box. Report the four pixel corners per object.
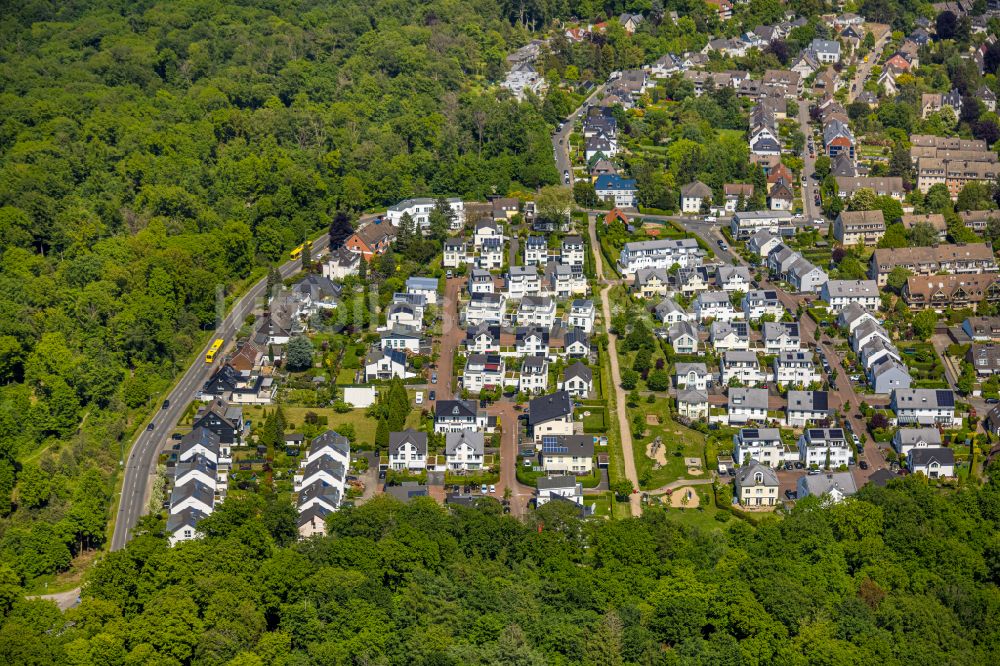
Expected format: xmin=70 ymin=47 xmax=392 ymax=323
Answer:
xmin=830 ymin=429 xmax=844 ymax=438
xmin=744 ymin=428 xmax=759 ymax=438
xmin=813 ymin=392 xmax=828 ymax=411
xmin=936 ymin=390 xmax=955 ymax=407
xmin=808 ymin=429 xmax=823 ymax=438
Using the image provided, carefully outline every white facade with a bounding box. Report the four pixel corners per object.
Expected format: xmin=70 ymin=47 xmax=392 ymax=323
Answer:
xmin=616 ymin=238 xmax=703 ymax=276
xmin=387 ymin=197 xmax=464 ymax=233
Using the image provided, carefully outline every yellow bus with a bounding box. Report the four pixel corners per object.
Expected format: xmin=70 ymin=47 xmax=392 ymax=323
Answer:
xmin=290 ymin=241 xmax=312 ymax=260
xmin=205 ymin=338 xmax=223 ymax=364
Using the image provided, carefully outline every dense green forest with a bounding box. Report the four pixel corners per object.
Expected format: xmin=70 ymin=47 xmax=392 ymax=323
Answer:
xmin=0 ymin=0 xmax=571 ymax=586
xmin=1 ymin=475 xmax=1000 ymax=664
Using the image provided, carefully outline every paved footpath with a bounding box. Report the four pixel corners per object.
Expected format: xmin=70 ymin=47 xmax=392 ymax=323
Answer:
xmin=588 ymin=214 xmax=641 ymax=516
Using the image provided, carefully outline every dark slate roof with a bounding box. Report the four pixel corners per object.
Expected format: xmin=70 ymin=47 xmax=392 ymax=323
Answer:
xmin=179 ymin=427 xmax=221 ymax=458
xmin=301 ymin=454 xmax=346 ymax=483
xmin=528 ymin=391 xmax=574 ymax=426
xmin=388 ymin=429 xmax=428 ymax=456
xmin=204 ymin=364 xmax=240 ymax=394
xmin=540 ymin=434 xmax=594 ymax=457
xmin=173 ymin=454 xmax=217 ymax=481
xmin=867 ymin=469 xmax=897 ymax=487
xmin=170 ymin=479 xmax=215 ymax=509
xmin=166 ymin=506 xmax=208 ymax=533
xmin=536 ymin=475 xmax=579 ymax=490
xmin=908 ymin=447 xmax=955 ymax=467
xmin=384 ymin=482 xmax=429 ymax=503
xmin=296 ymin=504 xmax=331 ymax=529
xmin=564 ymin=361 xmax=593 ymax=383
xmin=309 ymin=430 xmax=351 ymax=458
xmin=436 ymin=399 xmax=480 ymax=421
xmin=297 ymin=480 xmax=342 ymax=509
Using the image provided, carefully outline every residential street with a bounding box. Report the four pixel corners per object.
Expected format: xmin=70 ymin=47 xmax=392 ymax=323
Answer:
xmin=552 ymin=85 xmax=604 ymax=181
xmin=111 ymin=227 xmax=337 ymax=551
xmin=847 ymin=31 xmax=891 ymax=103
xmin=798 ymin=101 xmax=819 ymax=226
xmin=489 ymin=400 xmax=534 ymax=516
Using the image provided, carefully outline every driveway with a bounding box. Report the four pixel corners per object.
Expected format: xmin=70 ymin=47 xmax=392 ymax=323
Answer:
xmin=488 ymin=399 xmax=534 ymax=516
xmin=435 ymin=275 xmax=466 ymax=403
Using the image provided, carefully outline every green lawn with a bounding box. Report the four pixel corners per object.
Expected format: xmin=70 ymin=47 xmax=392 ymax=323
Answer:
xmin=599 ymin=347 xmax=627 ymax=485
xmin=630 ymin=398 xmax=708 ymax=490
xmin=585 ymin=492 xmax=613 ymax=518
xmin=242 ymin=403 xmax=422 ymax=447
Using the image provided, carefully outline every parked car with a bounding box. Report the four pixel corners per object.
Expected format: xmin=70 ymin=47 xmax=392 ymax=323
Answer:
xmin=489 ymin=484 xmax=496 ymax=494
xmin=480 ymin=484 xmax=489 ymax=494
xmin=429 ymin=390 xmax=436 ymax=401
xmin=794 ymin=462 xmax=805 ymax=469
xmin=987 ymin=398 xmax=1000 ymax=404
xmin=446 ymin=270 xmax=453 ymax=278
xmin=807 ymin=469 xmax=820 ymax=475
xmin=784 ymin=463 xmax=793 ymax=471
xmin=859 ymin=460 xmax=869 ymax=470
xmin=431 ymin=373 xmax=437 ymax=384
xmin=415 ymin=391 xmax=424 ymax=405
xmin=785 ymin=489 xmax=797 ymax=499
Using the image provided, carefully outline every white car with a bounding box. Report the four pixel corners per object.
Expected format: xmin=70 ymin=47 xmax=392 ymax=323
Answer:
xmin=415 ymin=391 xmax=424 ymax=405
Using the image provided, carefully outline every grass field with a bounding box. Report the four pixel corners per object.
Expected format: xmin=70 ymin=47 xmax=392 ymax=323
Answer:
xmin=242 ymin=402 xmax=423 ymax=447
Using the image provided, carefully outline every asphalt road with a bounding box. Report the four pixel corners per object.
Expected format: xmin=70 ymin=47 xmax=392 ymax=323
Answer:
xmin=552 ymin=85 xmax=604 ymax=183
xmin=847 ymin=32 xmax=890 ymax=103
xmin=798 ymin=101 xmax=820 ymax=226
xmin=110 ymin=230 xmax=334 ymax=551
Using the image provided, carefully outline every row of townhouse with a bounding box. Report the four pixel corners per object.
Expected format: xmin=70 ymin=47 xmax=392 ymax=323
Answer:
xmin=903 ymin=272 xmax=1000 ymax=311
xmin=166 ymin=426 xmax=229 ymax=546
xmin=442 ymin=219 xmax=507 ymax=270
xmin=464 ymin=321 xmax=592 ymax=363
xmin=637 ymin=263 xmax=753 ymax=300
xmin=461 ymin=354 xmax=594 ymax=398
xmin=839 ymin=303 xmax=912 ymax=394
xmin=295 ymin=431 xmax=351 ymax=538
xmin=868 ymin=243 xmax=997 ymax=286
xmin=522 ymin=235 xmax=585 ymax=267
xmin=504 ymin=262 xmax=588 ymax=300
xmin=463 ymin=295 xmax=595 ymax=333
xmin=910 ymin=134 xmax=1000 ymax=198
xmin=765 ymin=240 xmax=829 ymax=293
xmin=676 ymin=384 xmax=830 ymax=430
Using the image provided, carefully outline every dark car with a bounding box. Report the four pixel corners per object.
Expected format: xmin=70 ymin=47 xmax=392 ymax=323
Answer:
xmin=429 ymin=390 xmax=436 ymax=401
xmin=784 ymin=463 xmax=793 ymax=471
xmin=794 ymin=461 xmax=805 ymax=469
xmin=171 ymin=433 xmax=183 ymax=441
xmin=987 ymin=398 xmax=1000 ymax=404
xmin=859 ymin=460 xmax=869 ymax=470
xmin=146 ymin=423 xmax=155 ymax=431
xmin=785 ymin=489 xmax=797 ymax=499
xmin=727 ymin=468 xmax=736 ymax=477
xmin=162 ymin=399 xmax=169 ymax=410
